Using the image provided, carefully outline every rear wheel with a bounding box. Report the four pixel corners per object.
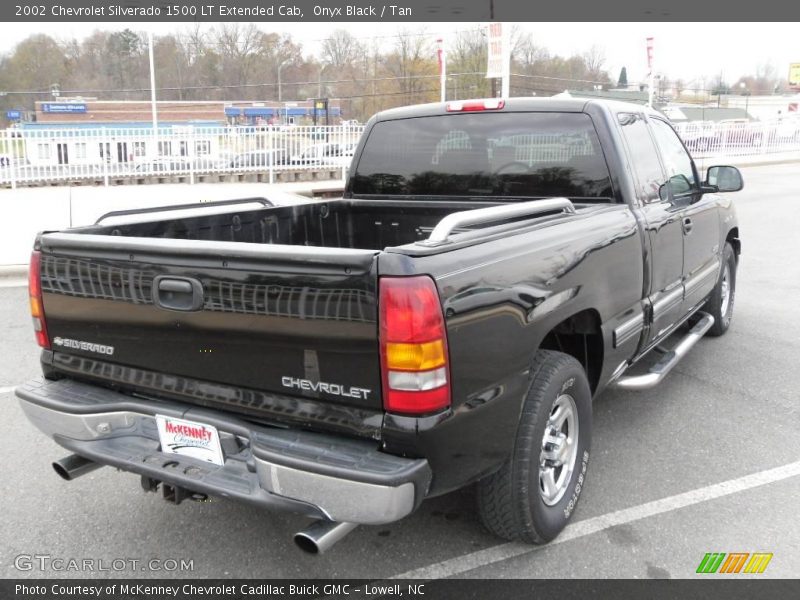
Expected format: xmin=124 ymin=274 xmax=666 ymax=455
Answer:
xmin=477 ymin=350 xmax=592 ymax=543
xmin=704 ymin=242 xmax=737 ymax=337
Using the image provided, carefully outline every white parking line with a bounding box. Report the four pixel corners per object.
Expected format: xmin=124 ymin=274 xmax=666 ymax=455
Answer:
xmin=393 ymin=460 xmax=800 ymax=580
xmin=0 ymin=386 xmax=17 ymax=394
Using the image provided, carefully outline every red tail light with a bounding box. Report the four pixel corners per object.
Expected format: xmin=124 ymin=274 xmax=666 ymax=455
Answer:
xmin=446 ymin=99 xmax=505 ymax=112
xmin=379 ymin=276 xmax=451 ymax=414
xmin=29 ymin=251 xmax=50 ymax=349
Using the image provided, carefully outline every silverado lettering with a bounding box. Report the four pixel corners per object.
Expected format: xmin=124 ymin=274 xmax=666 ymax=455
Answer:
xmin=51 ymin=337 xmax=114 ymax=355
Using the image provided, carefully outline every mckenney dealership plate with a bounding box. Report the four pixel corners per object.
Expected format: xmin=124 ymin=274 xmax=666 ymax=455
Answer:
xmin=155 ymin=415 xmax=225 ymax=466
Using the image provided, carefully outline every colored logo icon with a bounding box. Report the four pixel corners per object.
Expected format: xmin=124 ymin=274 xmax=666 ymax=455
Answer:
xmin=696 ymin=552 xmax=773 ymax=574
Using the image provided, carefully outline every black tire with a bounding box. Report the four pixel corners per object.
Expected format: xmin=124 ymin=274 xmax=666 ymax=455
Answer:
xmin=704 ymin=242 xmax=737 ymax=337
xmin=477 ymin=350 xmax=592 ymax=544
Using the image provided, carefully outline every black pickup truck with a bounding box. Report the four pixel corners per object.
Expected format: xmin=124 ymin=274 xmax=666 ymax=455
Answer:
xmin=17 ymin=98 xmax=742 ymax=554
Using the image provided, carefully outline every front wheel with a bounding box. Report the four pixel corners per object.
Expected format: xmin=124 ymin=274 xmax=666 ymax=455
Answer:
xmin=704 ymin=242 xmax=737 ymax=337
xmin=477 ymin=350 xmax=592 ymax=544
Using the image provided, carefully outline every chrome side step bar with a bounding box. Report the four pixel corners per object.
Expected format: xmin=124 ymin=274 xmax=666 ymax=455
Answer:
xmin=613 ymin=313 xmax=715 ymax=391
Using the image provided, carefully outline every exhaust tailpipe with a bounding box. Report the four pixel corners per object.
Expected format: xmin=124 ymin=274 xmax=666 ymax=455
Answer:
xmin=294 ymin=520 xmax=358 ymax=554
xmin=52 ymin=454 xmax=102 ymax=481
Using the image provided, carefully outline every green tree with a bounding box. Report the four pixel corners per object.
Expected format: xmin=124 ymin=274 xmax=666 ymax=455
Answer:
xmin=617 ymin=67 xmax=628 ymax=87
xmin=105 ymin=29 xmax=144 ymax=93
xmin=0 ymin=34 xmax=70 ymax=118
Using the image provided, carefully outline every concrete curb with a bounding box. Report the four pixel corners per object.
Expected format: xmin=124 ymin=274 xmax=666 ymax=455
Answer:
xmin=0 ymin=264 xmax=27 ymax=287
xmin=0 ymin=265 xmax=27 ymax=278
xmin=698 ymin=154 xmax=800 ymax=170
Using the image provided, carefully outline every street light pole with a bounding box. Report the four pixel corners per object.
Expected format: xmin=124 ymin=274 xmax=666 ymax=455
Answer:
xmin=740 ymin=82 xmax=749 ymax=118
xmin=277 ymin=60 xmax=290 ymax=103
xmin=148 ymin=31 xmax=159 ymax=157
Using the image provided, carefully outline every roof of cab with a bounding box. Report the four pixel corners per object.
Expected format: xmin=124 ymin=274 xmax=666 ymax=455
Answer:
xmin=372 ymin=96 xmax=663 ymax=122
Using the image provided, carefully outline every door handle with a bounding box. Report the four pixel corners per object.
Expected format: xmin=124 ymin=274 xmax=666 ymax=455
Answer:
xmin=682 ymin=217 xmax=693 ymax=234
xmin=152 ymin=276 xmax=204 ymax=311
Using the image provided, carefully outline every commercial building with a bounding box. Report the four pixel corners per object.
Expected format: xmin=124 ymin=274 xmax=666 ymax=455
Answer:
xmin=18 ymin=98 xmax=343 ymax=167
xmin=33 ymin=98 xmax=342 ymax=127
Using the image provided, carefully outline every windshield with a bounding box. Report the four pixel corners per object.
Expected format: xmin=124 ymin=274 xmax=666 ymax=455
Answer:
xmin=350 ymin=112 xmax=613 ymax=200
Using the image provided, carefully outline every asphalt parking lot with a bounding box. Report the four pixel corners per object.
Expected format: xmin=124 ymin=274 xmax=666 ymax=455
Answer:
xmin=1 ymin=163 xmax=798 ymax=579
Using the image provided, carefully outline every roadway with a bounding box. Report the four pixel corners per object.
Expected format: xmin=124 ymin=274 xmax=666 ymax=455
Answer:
xmin=0 ymin=163 xmax=798 ymax=579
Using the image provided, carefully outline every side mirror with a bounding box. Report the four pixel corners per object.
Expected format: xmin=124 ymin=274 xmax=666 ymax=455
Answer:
xmin=705 ymin=165 xmax=743 ymax=193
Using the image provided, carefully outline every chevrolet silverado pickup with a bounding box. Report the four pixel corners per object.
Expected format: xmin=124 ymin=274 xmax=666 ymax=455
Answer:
xmin=16 ymin=98 xmax=743 ymax=553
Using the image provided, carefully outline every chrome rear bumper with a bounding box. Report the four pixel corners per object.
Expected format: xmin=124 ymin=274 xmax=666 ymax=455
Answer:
xmin=16 ymin=377 xmax=430 ymax=525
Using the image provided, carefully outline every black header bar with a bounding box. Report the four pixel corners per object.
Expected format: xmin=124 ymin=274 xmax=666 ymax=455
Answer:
xmin=3 ymin=0 xmax=800 ymax=22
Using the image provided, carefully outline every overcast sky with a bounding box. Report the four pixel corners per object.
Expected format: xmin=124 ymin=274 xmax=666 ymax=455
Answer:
xmin=0 ymin=21 xmax=796 ymax=87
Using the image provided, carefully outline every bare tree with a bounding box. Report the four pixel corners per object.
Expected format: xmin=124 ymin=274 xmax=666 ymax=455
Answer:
xmin=582 ymin=44 xmax=606 ymax=81
xmin=321 ymin=30 xmax=365 ymax=69
xmin=382 ymin=30 xmax=437 ymax=106
xmin=213 ymin=24 xmax=265 ymax=98
xmin=448 ymin=28 xmax=489 ymax=99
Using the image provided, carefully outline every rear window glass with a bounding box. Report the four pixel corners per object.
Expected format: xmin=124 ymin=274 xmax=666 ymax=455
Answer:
xmin=351 ymin=112 xmax=613 ymax=200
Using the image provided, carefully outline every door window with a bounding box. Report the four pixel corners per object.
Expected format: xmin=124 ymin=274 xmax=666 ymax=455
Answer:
xmin=650 ymin=118 xmax=697 ymax=197
xmin=617 ymin=113 xmax=666 ymax=203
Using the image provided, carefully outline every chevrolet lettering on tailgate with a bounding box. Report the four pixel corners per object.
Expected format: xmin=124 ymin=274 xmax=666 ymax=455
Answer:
xmin=281 ymin=376 xmax=372 ymax=400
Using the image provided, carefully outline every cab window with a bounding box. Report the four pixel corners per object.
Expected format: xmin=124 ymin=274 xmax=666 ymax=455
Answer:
xmin=650 ymin=118 xmax=697 ymax=198
xmin=617 ymin=113 xmax=665 ymax=203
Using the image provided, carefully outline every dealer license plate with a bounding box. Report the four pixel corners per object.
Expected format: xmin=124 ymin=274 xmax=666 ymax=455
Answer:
xmin=155 ymin=415 xmax=225 ymax=466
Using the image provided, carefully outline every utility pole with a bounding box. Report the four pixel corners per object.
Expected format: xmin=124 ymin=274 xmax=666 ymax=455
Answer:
xmin=646 ymin=37 xmax=654 ymax=108
xmin=501 ymin=24 xmax=510 ymax=98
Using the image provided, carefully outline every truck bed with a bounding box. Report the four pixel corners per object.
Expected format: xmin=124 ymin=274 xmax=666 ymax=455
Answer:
xmin=36 ymin=196 xmax=582 ymax=437
xmin=82 ymin=199 xmax=473 ymax=251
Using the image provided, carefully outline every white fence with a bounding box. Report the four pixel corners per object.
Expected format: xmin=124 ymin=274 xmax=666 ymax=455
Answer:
xmin=672 ymin=117 xmax=800 ymax=158
xmin=0 ymin=124 xmax=365 ymax=188
xmin=2 ymin=117 xmax=799 ymax=188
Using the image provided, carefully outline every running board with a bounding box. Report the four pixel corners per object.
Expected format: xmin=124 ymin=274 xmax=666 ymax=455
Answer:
xmin=613 ymin=313 xmax=715 ymax=391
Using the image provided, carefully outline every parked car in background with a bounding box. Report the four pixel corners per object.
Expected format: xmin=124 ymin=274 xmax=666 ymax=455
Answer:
xmin=230 ymin=149 xmax=289 ymax=169
xmin=684 ymin=119 xmax=763 ymax=153
xmin=192 ymin=155 xmax=235 ymax=171
xmin=322 ymin=142 xmax=358 ymax=167
xmin=770 ymin=114 xmax=800 ymax=142
xmin=134 ymin=158 xmax=190 ymax=173
xmin=291 ymin=143 xmax=342 ymax=165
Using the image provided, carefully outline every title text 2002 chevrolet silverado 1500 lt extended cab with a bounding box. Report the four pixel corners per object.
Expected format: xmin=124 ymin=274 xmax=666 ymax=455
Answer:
xmin=16 ymin=98 xmax=743 ymax=553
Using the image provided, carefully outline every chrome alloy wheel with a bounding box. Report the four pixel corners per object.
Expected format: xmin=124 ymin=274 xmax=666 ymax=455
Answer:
xmin=720 ymin=262 xmax=732 ymax=317
xmin=539 ymin=393 xmax=579 ymax=506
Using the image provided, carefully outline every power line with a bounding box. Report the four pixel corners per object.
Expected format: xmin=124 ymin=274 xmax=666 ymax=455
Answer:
xmin=0 ymin=72 xmax=487 ymax=96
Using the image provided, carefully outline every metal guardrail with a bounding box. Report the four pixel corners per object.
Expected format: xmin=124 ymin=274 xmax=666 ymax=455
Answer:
xmin=0 ymin=124 xmax=365 ymax=188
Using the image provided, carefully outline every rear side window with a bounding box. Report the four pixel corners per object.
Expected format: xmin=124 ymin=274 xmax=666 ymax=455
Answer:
xmin=617 ymin=113 xmax=666 ymax=203
xmin=351 ymin=112 xmax=613 ymax=200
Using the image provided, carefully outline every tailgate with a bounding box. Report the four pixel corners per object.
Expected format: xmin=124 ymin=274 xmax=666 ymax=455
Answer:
xmin=37 ymin=233 xmax=383 ymax=417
